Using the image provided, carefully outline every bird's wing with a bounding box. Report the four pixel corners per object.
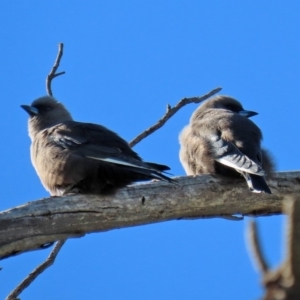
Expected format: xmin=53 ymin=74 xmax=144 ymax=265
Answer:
xmin=209 ymin=135 xmax=265 ymax=176
xmin=47 ymin=123 xmax=168 ymax=174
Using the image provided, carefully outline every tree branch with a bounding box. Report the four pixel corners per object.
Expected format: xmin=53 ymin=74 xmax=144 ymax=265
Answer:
xmin=129 ymin=87 xmax=222 ymax=147
xmin=5 ymin=240 xmax=65 ymax=300
xmin=1 ymin=171 xmax=299 ymax=260
xmin=247 ymin=196 xmax=300 ymax=299
xmin=247 ymin=220 xmax=269 ymax=274
xmin=46 ymin=43 xmax=65 ymax=96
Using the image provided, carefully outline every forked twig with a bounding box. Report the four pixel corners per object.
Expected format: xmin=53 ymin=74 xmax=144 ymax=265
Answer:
xmin=46 ymin=43 xmax=65 ymax=96
xmin=129 ymin=87 xmax=222 ymax=147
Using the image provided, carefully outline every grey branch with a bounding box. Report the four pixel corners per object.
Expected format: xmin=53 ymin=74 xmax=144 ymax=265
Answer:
xmin=5 ymin=240 xmax=65 ymax=300
xmin=247 ymin=220 xmax=269 ymax=274
xmin=247 ymin=195 xmax=300 ymax=300
xmin=1 ymin=171 xmax=299 ymax=260
xmin=129 ymin=87 xmax=222 ymax=147
xmin=46 ymin=43 xmax=65 ymax=96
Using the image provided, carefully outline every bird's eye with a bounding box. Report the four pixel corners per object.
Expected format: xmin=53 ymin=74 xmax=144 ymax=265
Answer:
xmin=226 ymin=105 xmax=240 ymax=112
xmin=226 ymin=105 xmax=235 ymax=111
xmin=45 ymin=106 xmax=52 ymax=111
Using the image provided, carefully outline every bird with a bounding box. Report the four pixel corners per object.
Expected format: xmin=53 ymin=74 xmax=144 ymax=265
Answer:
xmin=21 ymin=96 xmax=175 ymax=196
xmin=179 ymin=95 xmax=275 ymax=194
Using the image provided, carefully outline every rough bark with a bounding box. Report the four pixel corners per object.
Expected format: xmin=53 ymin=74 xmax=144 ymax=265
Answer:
xmin=1 ymin=172 xmax=299 ymax=260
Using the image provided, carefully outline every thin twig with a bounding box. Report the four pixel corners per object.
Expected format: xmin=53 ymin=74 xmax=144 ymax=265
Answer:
xmin=247 ymin=220 xmax=269 ymax=274
xmin=6 ymin=240 xmax=66 ymax=300
xmin=129 ymin=87 xmax=222 ymax=147
xmin=46 ymin=43 xmax=65 ymax=96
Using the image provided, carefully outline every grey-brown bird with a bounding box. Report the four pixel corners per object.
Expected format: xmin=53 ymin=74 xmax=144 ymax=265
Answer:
xmin=21 ymin=96 xmax=174 ymax=196
xmin=179 ymin=95 xmax=274 ymax=194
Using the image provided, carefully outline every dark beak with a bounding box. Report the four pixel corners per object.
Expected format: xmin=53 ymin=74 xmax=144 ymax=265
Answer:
xmin=21 ymin=105 xmax=39 ymax=116
xmin=239 ymin=110 xmax=258 ymax=118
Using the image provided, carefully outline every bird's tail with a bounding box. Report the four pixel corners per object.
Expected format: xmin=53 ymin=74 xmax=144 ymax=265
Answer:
xmin=120 ymin=164 xmax=177 ymax=184
xmin=242 ymin=172 xmax=271 ymax=194
xmin=144 ymin=162 xmax=171 ymax=172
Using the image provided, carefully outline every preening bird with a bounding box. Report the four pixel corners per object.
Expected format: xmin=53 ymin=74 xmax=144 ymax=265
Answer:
xmin=179 ymin=95 xmax=274 ymax=194
xmin=21 ymin=96 xmax=174 ymax=196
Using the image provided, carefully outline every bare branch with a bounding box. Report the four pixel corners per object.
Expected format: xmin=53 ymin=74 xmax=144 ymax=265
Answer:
xmin=1 ymin=171 xmax=300 ymax=260
xmin=281 ymin=197 xmax=300 ymax=294
xmin=247 ymin=220 xmax=269 ymax=275
xmin=247 ymin=196 xmax=300 ymax=299
xmin=129 ymin=87 xmax=222 ymax=147
xmin=6 ymin=240 xmax=65 ymax=300
xmin=46 ymin=43 xmax=65 ymax=96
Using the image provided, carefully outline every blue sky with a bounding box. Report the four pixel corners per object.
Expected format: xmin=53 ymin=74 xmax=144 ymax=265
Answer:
xmin=1 ymin=1 xmax=299 ymax=299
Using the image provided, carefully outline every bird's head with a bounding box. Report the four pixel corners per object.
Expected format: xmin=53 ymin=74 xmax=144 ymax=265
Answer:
xmin=194 ymin=95 xmax=258 ymax=119
xmin=21 ymin=96 xmax=73 ymax=139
